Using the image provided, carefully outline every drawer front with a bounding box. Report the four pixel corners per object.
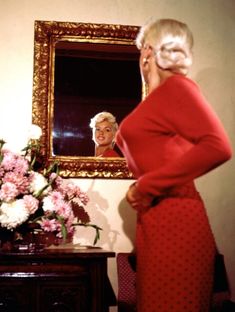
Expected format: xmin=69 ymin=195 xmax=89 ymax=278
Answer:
xmin=38 ymin=277 xmax=90 ymax=312
xmin=0 ymin=279 xmax=35 ymax=312
xmin=0 ymin=275 xmax=90 ymax=312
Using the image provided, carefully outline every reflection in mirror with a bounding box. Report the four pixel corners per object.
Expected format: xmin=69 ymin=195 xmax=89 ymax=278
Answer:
xmin=32 ymin=20 xmax=141 ymax=178
xmin=89 ymin=111 xmax=123 ymax=158
xmin=54 ymin=41 xmax=141 ymax=156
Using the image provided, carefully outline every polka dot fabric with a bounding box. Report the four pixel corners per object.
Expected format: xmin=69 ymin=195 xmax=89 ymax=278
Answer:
xmin=136 ymin=191 xmax=216 ymax=312
xmin=117 ymin=253 xmax=137 ymax=307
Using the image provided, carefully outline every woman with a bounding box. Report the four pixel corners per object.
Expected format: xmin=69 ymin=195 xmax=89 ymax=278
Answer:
xmin=116 ymin=18 xmax=232 ymax=312
xmin=89 ymin=111 xmax=121 ymax=157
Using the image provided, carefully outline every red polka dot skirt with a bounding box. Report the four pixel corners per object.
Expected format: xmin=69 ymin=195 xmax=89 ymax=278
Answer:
xmin=136 ymin=189 xmax=216 ymax=312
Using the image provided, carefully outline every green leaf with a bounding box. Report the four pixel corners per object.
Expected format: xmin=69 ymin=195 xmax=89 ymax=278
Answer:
xmin=72 ymin=222 xmax=102 ymax=245
xmin=61 ymin=223 xmax=68 ymax=241
xmin=56 ymin=215 xmax=67 ymax=241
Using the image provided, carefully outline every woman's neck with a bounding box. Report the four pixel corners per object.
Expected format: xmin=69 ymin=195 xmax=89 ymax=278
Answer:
xmin=148 ymin=69 xmax=174 ymax=93
xmin=95 ymin=145 xmax=112 ymax=157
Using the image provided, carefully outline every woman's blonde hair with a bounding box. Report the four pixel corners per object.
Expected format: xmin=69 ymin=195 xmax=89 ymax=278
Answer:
xmin=89 ymin=111 xmax=118 ymax=132
xmin=136 ymin=18 xmax=194 ymax=75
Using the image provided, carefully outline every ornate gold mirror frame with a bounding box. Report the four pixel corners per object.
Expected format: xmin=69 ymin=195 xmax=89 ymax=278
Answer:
xmin=32 ymin=20 xmax=141 ymax=178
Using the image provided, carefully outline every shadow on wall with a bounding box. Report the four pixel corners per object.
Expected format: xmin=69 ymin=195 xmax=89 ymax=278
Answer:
xmin=73 ymin=180 xmax=119 ymax=249
xmin=118 ymin=198 xmax=137 ymax=250
xmin=73 ymin=181 xmax=137 ymax=250
xmin=194 ymin=67 xmax=235 ymax=210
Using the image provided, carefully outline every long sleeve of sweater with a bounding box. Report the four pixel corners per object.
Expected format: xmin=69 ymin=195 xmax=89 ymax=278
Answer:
xmin=137 ymin=77 xmax=232 ymax=196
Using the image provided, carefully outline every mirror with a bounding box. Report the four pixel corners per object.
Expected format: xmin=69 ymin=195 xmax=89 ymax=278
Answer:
xmin=32 ymin=20 xmax=141 ymax=178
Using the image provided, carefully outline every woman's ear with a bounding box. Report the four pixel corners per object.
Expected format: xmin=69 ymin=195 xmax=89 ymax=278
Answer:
xmin=142 ymin=46 xmax=155 ymax=67
xmin=144 ymin=44 xmax=154 ymax=59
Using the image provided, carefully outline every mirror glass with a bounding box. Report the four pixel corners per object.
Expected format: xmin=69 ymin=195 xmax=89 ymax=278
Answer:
xmin=32 ymin=21 xmax=141 ymax=178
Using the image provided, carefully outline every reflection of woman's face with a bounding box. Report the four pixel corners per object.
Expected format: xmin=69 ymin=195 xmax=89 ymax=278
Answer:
xmin=93 ymin=121 xmax=115 ymax=147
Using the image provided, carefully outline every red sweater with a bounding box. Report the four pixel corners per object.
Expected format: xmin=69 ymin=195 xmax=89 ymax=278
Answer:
xmin=101 ymin=148 xmax=120 ymax=157
xmin=116 ymin=75 xmax=232 ymax=197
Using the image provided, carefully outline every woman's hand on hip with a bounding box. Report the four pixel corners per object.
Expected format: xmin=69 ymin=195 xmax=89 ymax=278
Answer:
xmin=126 ymin=182 xmax=153 ymax=212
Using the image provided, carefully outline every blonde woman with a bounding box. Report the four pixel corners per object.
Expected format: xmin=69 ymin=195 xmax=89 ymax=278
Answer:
xmin=116 ymin=18 xmax=232 ymax=312
xmin=90 ymin=111 xmax=121 ymax=157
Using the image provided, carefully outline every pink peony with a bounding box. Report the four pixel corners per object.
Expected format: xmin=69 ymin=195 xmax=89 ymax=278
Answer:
xmin=0 ymin=136 xmax=97 ymax=244
xmin=0 ymin=181 xmax=19 ymax=202
xmin=1 ymin=149 xmax=17 ymax=171
xmin=3 ymin=171 xmax=30 ymax=194
xmin=13 ymin=156 xmax=29 ymax=174
xmin=23 ymin=195 xmax=39 ymax=214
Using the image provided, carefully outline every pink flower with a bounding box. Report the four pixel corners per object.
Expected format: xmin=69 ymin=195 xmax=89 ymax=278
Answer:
xmin=23 ymin=195 xmax=39 ymax=214
xmin=0 ymin=182 xmax=19 ymax=202
xmin=40 ymin=218 xmax=58 ymax=232
xmin=49 ymin=172 xmax=59 ymax=182
xmin=42 ymin=191 xmax=65 ymax=213
xmin=53 ymin=175 xmax=63 ymax=188
xmin=0 ymin=139 xmax=96 ymax=244
xmin=13 ymin=156 xmax=29 ymax=174
xmin=56 ymin=201 xmax=74 ymax=220
xmin=55 ymin=179 xmax=77 ymax=198
xmin=1 ymin=149 xmax=17 ymax=171
xmin=49 ymin=191 xmax=64 ymax=204
xmin=0 ymin=166 xmax=5 ymax=178
xmin=66 ymin=214 xmax=76 ymax=234
xmin=3 ymin=171 xmax=30 ymax=194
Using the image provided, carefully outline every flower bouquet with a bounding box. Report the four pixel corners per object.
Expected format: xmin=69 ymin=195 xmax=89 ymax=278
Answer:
xmin=0 ymin=125 xmax=101 ymax=251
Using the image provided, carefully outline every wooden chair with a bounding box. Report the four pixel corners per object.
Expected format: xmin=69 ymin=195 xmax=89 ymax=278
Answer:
xmin=116 ymin=253 xmax=137 ymax=312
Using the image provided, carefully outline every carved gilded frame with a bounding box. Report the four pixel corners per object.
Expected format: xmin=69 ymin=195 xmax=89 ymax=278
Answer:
xmin=32 ymin=20 xmax=140 ymax=178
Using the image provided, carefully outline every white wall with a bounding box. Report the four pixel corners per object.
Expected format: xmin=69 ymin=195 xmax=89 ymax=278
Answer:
xmin=0 ymin=0 xmax=235 ymax=307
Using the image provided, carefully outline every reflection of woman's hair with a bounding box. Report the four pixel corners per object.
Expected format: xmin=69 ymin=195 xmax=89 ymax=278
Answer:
xmin=136 ymin=18 xmax=193 ymax=75
xmin=89 ymin=111 xmax=118 ymax=132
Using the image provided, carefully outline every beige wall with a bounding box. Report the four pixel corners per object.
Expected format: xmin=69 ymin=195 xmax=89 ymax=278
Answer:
xmin=0 ymin=0 xmax=235 ymax=307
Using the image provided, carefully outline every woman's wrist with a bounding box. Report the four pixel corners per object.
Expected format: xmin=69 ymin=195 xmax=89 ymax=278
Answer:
xmin=130 ymin=181 xmax=144 ymax=196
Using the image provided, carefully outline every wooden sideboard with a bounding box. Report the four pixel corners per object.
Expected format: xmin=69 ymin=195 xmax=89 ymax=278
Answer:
xmin=0 ymin=247 xmax=116 ymax=312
